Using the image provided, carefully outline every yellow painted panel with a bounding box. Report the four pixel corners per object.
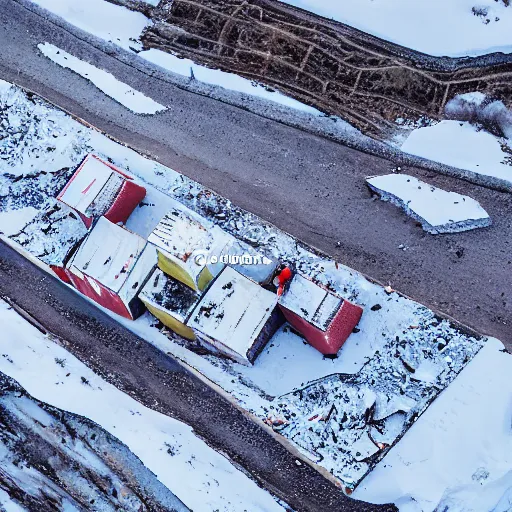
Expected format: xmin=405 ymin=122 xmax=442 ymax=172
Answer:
xmin=157 ymin=251 xmax=197 ymax=291
xmin=197 ymin=267 xmax=214 ymax=291
xmin=143 ymin=301 xmax=197 ymax=341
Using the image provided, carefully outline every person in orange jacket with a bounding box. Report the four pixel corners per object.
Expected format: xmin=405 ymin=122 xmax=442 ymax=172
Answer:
xmin=274 ymin=266 xmax=293 ymax=297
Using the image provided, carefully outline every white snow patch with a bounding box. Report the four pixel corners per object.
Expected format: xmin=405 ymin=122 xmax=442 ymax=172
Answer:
xmin=88 ymin=130 xmax=181 ymax=191
xmin=282 ymin=0 xmax=512 ymax=57
xmin=0 ymin=80 xmax=87 ymax=177
xmin=367 ymin=174 xmax=491 ymax=234
xmin=354 ymin=337 xmax=512 ymax=512
xmin=27 ymin=0 xmax=350 ymax=119
xmin=401 ymin=121 xmax=512 ymax=187
xmin=30 ymin=0 xmax=150 ymax=51
xmin=139 ymin=48 xmax=321 ymax=114
xmin=38 ymin=43 xmax=166 ymax=115
xmin=456 ymin=91 xmax=488 ymax=106
xmin=0 ymin=488 xmax=26 ymax=512
xmin=0 ymin=207 xmax=39 ymax=236
xmin=0 ymin=300 xmax=285 ymax=512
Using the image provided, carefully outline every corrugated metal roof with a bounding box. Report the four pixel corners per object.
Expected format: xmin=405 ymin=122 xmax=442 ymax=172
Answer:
xmin=187 ymin=267 xmax=277 ymax=362
xmin=279 ymin=274 xmax=341 ymax=331
xmin=69 ymin=217 xmax=148 ymax=293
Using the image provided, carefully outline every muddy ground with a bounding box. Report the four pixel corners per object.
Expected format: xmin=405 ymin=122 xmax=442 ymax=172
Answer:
xmin=124 ymin=0 xmax=512 ymax=137
xmin=129 ymin=0 xmax=512 ymax=138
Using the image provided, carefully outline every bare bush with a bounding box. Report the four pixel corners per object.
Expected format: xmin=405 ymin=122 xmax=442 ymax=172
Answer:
xmin=445 ymin=93 xmax=512 ymax=139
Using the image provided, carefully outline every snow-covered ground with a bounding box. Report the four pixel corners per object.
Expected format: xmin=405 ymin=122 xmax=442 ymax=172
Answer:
xmin=39 ymin=43 xmax=167 ymax=114
xmin=30 ymin=0 xmax=325 ymax=117
xmin=0 ymin=206 xmax=39 ymax=236
xmin=282 ymin=0 xmax=512 ymax=57
xmin=0 ymin=370 xmax=189 ymax=511
xmin=0 ymin=489 xmax=25 ymax=512
xmin=355 ymin=337 xmax=512 ymax=512
xmin=140 ymin=48 xmax=320 ymax=114
xmin=28 ymin=0 xmax=512 ymax=195
xmin=30 ymin=0 xmax=151 ymax=51
xmin=367 ymin=174 xmax=491 ymax=234
xmin=401 ymin=120 xmax=512 ymax=189
xmin=0 ymin=79 xmax=501 ymax=505
xmin=0 ymin=300 xmax=286 ymax=512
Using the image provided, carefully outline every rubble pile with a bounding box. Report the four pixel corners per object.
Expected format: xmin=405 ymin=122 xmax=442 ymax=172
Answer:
xmin=11 ymin=199 xmax=88 ymax=265
xmin=270 ymin=312 xmax=483 ymax=489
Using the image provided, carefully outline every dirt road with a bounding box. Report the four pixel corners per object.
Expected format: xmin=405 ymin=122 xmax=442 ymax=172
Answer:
xmin=0 ymin=3 xmax=510 ymax=340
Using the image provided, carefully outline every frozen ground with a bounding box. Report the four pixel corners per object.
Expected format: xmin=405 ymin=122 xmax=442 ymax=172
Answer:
xmin=0 ymin=367 xmax=188 ymax=511
xmin=0 ymin=79 xmax=503 ymax=507
xmin=29 ymin=0 xmax=328 ymax=117
xmin=366 ymin=174 xmax=491 ymax=234
xmin=39 ymin=43 xmax=167 ymax=114
xmin=0 ymin=300 xmax=286 ymax=512
xmin=282 ymin=0 xmax=512 ymax=57
xmin=355 ymin=337 xmax=512 ymax=512
xmin=30 ymin=0 xmax=150 ymax=51
xmin=401 ymin=120 xmax=512 ymax=189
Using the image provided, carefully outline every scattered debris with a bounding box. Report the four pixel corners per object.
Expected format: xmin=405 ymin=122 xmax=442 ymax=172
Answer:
xmin=0 ymin=80 xmax=488 ymax=494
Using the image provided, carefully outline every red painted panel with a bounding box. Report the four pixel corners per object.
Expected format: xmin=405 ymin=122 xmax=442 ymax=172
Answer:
xmin=57 ymin=154 xmax=138 ymax=228
xmin=50 ymin=265 xmax=72 ymax=284
xmin=57 ymin=154 xmax=133 ymax=201
xmin=65 ymin=269 xmax=133 ymax=319
xmin=104 ymin=180 xmax=146 ymax=226
xmin=78 ymin=212 xmax=93 ymax=229
xmin=279 ymin=299 xmax=363 ymax=356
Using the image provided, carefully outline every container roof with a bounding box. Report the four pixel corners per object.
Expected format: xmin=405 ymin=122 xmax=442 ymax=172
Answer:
xmin=148 ymin=207 xmax=216 ymax=261
xmin=187 ymin=267 xmax=277 ymax=360
xmin=139 ymin=268 xmax=200 ymax=323
xmin=69 ymin=217 xmax=147 ymax=293
xmin=279 ymin=274 xmax=342 ymax=331
xmin=149 ymin=206 xmax=279 ymax=286
xmin=58 ymin=155 xmax=125 ymax=216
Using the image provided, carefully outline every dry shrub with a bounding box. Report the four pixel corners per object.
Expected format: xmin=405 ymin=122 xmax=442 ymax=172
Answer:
xmin=445 ymin=93 xmax=512 ymax=139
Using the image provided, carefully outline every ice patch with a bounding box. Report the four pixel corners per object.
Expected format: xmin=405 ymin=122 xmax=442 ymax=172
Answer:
xmin=367 ymin=174 xmax=491 ymax=234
